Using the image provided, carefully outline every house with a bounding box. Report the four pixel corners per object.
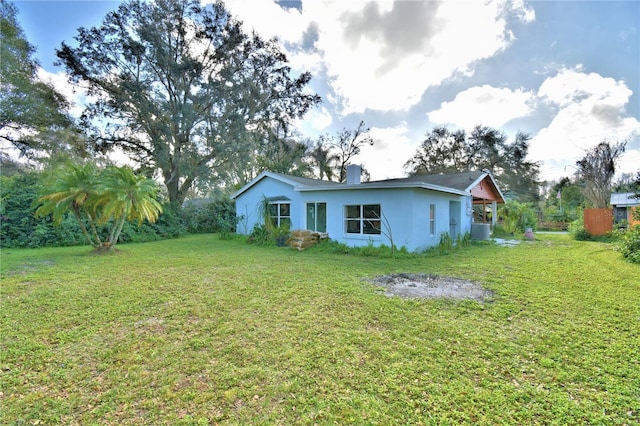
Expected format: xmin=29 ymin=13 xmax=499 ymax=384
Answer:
xmin=232 ymin=165 xmax=505 ymax=252
xmin=611 ymin=192 xmax=640 ymax=226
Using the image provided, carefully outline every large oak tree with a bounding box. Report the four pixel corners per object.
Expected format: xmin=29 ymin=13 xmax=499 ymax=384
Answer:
xmin=57 ymin=0 xmax=320 ymax=205
xmin=0 ymin=0 xmax=71 ymax=157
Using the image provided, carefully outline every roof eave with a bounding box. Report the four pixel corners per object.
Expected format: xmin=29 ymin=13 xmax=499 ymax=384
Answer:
xmin=297 ymin=182 xmax=469 ymax=196
xmin=466 ymin=172 xmax=506 ymax=203
xmin=231 ymin=171 xmax=305 ymax=199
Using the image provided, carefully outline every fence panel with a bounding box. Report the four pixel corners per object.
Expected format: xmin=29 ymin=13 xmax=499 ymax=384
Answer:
xmin=631 ymin=207 xmax=640 ymax=227
xmin=583 ymin=208 xmax=613 ymax=236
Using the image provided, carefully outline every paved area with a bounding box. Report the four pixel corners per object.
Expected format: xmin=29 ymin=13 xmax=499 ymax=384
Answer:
xmin=492 ymin=238 xmax=521 ymax=247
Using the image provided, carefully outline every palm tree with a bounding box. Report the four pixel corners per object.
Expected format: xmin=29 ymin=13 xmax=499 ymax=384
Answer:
xmin=35 ymin=162 xmax=103 ymax=248
xmin=308 ymin=140 xmax=339 ymax=181
xmin=36 ymin=162 xmax=163 ymax=251
xmin=96 ymin=166 xmax=163 ymax=249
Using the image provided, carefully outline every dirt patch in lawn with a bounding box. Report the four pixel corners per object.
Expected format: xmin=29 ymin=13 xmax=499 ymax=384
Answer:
xmin=369 ymin=273 xmax=494 ymax=302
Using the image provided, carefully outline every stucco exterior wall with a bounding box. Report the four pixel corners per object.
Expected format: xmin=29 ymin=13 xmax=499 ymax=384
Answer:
xmin=234 ymin=177 xmax=302 ymax=234
xmin=235 ymin=176 xmax=474 ymax=252
xmin=302 ymin=187 xmax=471 ymax=251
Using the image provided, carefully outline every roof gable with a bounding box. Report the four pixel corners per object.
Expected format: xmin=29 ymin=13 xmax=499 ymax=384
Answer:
xmin=231 ymin=171 xmax=339 ymax=199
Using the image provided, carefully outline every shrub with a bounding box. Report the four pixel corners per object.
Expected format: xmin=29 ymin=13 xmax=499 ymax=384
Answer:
xmin=569 ymin=219 xmax=591 ymax=241
xmin=499 ymin=200 xmax=537 ymax=233
xmin=181 ymin=198 xmax=236 ymax=234
xmin=615 ymin=225 xmax=640 ymax=264
xmin=247 ymin=223 xmax=272 ymax=245
xmin=0 ymin=172 xmax=61 ymax=248
xmin=437 ymin=232 xmax=454 ymax=254
xmin=1 ymin=170 xmax=184 ymax=248
xmin=456 ymin=232 xmax=472 ymax=248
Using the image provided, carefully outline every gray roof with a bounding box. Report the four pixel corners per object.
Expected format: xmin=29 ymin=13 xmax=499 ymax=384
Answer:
xmin=611 ymin=192 xmax=640 ymax=207
xmin=369 ymin=170 xmax=486 ymax=192
xmin=232 ymin=169 xmax=500 ymax=200
xmin=266 ymin=172 xmax=342 ymax=187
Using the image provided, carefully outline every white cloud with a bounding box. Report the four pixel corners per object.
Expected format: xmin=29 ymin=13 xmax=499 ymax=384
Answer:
xmin=530 ymin=68 xmax=640 ymax=180
xmin=36 ymin=68 xmax=91 ymax=118
xmin=216 ymin=0 xmax=308 ymax=44
xmin=509 ymin=0 xmax=536 ymax=23
xmin=618 ymin=146 xmax=640 ymax=178
xmin=538 ymin=68 xmax=632 ymax=109
xmin=360 ymin=123 xmax=417 ymax=180
xmin=427 ymin=85 xmax=534 ymax=129
xmin=223 ymin=0 xmax=535 ymax=115
xmin=422 ymin=68 xmax=640 ymax=182
xmin=295 ymin=105 xmax=333 ymax=134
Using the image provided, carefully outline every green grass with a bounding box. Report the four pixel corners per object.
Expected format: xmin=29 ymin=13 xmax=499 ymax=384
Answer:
xmin=1 ymin=234 xmax=638 ymax=425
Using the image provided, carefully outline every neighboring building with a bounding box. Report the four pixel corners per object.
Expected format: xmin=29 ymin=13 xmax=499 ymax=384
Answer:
xmin=232 ymin=166 xmax=505 ymax=252
xmin=611 ymin=192 xmax=640 ymax=226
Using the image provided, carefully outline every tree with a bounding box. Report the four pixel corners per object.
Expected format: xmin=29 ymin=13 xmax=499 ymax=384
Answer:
xmin=229 ymin=124 xmax=312 ymax=185
xmin=35 ymin=162 xmax=162 ymax=251
xmin=405 ymin=125 xmax=541 ymax=201
xmin=331 ymin=121 xmax=374 ymax=183
xmin=0 ymin=0 xmax=71 ymax=157
xmin=35 ymin=162 xmax=103 ymax=248
xmin=575 ymin=140 xmax=626 ymax=208
xmin=56 ymin=0 xmax=320 ymax=206
xmin=95 ymin=166 xmax=163 ymax=247
xmin=307 ymin=138 xmax=340 ymax=181
xmin=498 ymin=199 xmax=537 ymax=233
xmin=404 ymin=126 xmax=467 ymax=174
xmin=307 ymin=121 xmax=374 ymax=182
xmin=613 ymin=171 xmax=640 ymax=200
xmin=633 ymin=172 xmax=640 ymax=200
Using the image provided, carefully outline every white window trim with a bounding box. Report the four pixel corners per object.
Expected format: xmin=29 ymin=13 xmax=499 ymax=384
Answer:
xmin=429 ymin=204 xmax=436 ymax=236
xmin=269 ymin=201 xmax=291 ymax=228
xmin=344 ymin=204 xmax=382 ymax=236
xmin=306 ymin=202 xmax=327 ymax=232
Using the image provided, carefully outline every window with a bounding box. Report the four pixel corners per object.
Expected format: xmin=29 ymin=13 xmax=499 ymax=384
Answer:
xmin=268 ymin=202 xmax=291 ymax=228
xmin=306 ymin=202 xmax=327 ymax=232
xmin=429 ymin=204 xmax=436 ymax=235
xmin=345 ymin=204 xmax=381 ymax=235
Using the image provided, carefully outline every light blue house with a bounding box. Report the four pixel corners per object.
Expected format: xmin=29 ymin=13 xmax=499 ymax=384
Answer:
xmin=232 ymin=165 xmax=505 ymax=252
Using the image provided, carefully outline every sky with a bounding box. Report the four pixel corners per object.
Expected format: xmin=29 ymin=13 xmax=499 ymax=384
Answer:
xmin=13 ymin=0 xmax=640 ymax=184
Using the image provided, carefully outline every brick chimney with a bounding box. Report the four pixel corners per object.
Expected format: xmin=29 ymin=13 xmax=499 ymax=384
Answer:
xmin=346 ymin=164 xmax=361 ymax=184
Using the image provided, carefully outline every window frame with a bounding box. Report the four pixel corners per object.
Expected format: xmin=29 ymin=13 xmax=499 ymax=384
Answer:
xmin=429 ymin=203 xmax=436 ymax=236
xmin=268 ymin=201 xmax=291 ymax=228
xmin=344 ymin=204 xmax=381 ymax=236
xmin=306 ymin=202 xmax=327 ymax=232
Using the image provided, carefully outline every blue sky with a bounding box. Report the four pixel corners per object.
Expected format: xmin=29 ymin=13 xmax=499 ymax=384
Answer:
xmin=13 ymin=0 xmax=640 ymax=183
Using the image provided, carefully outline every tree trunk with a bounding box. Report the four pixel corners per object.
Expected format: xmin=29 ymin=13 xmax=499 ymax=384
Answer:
xmin=88 ymin=214 xmax=103 ymax=246
xmin=73 ymin=210 xmax=99 ymax=248
xmin=164 ymin=172 xmax=180 ymax=206
xmin=109 ymin=216 xmax=127 ymax=249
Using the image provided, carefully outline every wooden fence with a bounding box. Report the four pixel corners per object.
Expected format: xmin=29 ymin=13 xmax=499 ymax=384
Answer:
xmin=630 ymin=207 xmax=640 ymax=227
xmin=584 ymin=208 xmax=613 ymax=236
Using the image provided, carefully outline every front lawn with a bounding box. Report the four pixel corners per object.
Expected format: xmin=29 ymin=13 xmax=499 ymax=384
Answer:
xmin=1 ymin=234 xmax=638 ymax=424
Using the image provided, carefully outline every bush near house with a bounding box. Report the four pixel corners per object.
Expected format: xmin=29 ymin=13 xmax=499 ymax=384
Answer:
xmin=181 ymin=198 xmax=236 ymax=235
xmin=498 ymin=200 xmax=537 ymax=233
